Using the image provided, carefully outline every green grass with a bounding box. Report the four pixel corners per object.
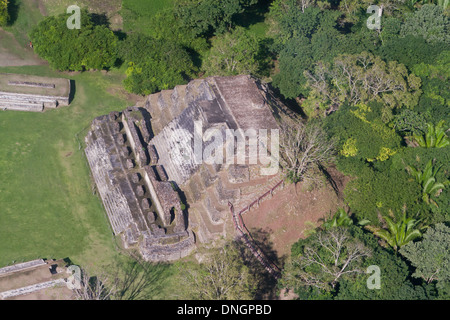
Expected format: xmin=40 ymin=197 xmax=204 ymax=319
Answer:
xmin=0 ymin=65 xmax=134 ymax=269
xmin=121 ymin=0 xmax=174 ymax=35
xmin=4 ymin=0 xmax=45 ymax=46
xmin=41 ymin=0 xmax=122 ymax=17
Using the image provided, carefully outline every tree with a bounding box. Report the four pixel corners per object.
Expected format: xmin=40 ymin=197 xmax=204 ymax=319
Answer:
xmin=29 ymin=10 xmax=118 ymax=71
xmin=279 ymin=119 xmax=337 ymax=184
xmin=400 ymin=4 xmax=450 ymax=44
xmin=392 ymin=109 xmax=428 ymax=137
xmin=119 ymin=34 xmax=196 ymax=95
xmin=407 ymin=159 xmax=448 ymax=205
xmin=400 ymin=223 xmax=450 ymax=284
xmin=364 ymin=210 xmax=423 ymax=251
xmin=336 ymin=225 xmax=433 ymax=300
xmin=412 ymin=120 xmax=450 ymax=148
xmin=303 ymin=52 xmax=422 ymax=117
xmin=178 ymin=241 xmax=258 ymax=300
xmin=281 ymin=227 xmax=371 ymax=293
xmin=174 ymin=0 xmax=259 ymax=36
xmin=202 ymin=27 xmax=262 ymax=76
xmin=322 ymin=208 xmax=354 ymax=230
xmin=73 ymin=267 xmax=117 ymax=300
xmin=0 ymin=0 xmax=8 ymax=26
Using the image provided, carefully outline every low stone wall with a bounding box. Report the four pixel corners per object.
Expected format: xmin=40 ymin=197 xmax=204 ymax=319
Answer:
xmin=0 ymin=74 xmax=71 ymax=112
xmin=0 ymin=259 xmax=46 ymax=277
xmin=0 ymin=279 xmax=66 ymax=300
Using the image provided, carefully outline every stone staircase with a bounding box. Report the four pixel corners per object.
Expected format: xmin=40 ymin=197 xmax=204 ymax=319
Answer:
xmin=0 ymin=98 xmax=44 ymax=112
xmin=0 ymin=92 xmax=59 ymax=112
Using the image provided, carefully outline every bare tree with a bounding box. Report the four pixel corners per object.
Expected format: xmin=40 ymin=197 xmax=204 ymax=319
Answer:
xmin=282 ymin=228 xmax=371 ymax=292
xmin=73 ymin=268 xmax=118 ymax=300
xmin=72 ymin=252 xmax=160 ymax=300
xmin=279 ymin=119 xmax=336 ymax=185
xmin=177 ymin=241 xmax=258 ymax=300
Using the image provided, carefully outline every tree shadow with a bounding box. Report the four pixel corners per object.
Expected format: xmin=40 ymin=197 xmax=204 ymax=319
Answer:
xmin=233 ymin=0 xmax=272 ymax=29
xmin=89 ymin=12 xmax=110 ymax=28
xmin=107 ymin=253 xmax=174 ymax=300
xmin=236 ymin=228 xmax=286 ymax=299
xmin=68 ymin=79 xmax=76 ymax=104
xmin=7 ymin=0 xmax=19 ymax=26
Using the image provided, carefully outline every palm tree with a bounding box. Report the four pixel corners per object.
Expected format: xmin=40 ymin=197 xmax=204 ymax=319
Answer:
xmin=322 ymin=208 xmax=354 ymax=230
xmin=365 ymin=210 xmax=423 ymax=251
xmin=407 ymin=160 xmax=448 ymax=206
xmin=413 ymin=120 xmax=450 ymax=148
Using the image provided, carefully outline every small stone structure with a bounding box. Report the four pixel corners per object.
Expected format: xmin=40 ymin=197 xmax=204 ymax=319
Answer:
xmin=85 ymin=75 xmax=291 ymax=261
xmin=0 ymin=73 xmax=71 ymax=112
xmin=0 ymin=259 xmax=72 ymax=300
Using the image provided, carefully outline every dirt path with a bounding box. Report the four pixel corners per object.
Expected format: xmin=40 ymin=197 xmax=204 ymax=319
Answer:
xmin=242 ymin=167 xmax=349 ymax=259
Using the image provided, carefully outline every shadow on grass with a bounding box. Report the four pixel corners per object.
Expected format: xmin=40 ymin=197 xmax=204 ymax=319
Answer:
xmin=236 ymin=228 xmax=286 ymax=299
xmin=7 ymin=0 xmax=20 ymax=26
xmin=68 ymin=79 xmax=76 ymax=104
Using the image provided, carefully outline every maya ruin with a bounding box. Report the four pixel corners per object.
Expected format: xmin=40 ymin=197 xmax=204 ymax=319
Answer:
xmin=0 ymin=73 xmax=71 ymax=112
xmin=85 ymin=75 xmax=292 ymax=262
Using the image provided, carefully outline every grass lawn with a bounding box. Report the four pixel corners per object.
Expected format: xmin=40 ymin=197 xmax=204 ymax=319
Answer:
xmin=0 ymin=65 xmax=133 ymax=269
xmin=0 ymin=65 xmax=194 ymax=299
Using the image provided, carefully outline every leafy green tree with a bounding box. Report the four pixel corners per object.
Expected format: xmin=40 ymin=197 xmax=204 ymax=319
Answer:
xmin=281 ymin=227 xmax=371 ymax=294
xmin=364 ymin=210 xmax=423 ymax=251
xmin=400 ymin=4 xmax=450 ymax=44
xmin=392 ymin=109 xmax=428 ymax=137
xmin=178 ymin=241 xmax=258 ymax=300
xmin=336 ymin=225 xmax=433 ymax=300
xmin=29 ymin=10 xmax=118 ymax=71
xmin=144 ymin=8 xmax=209 ymax=56
xmin=325 ymin=104 xmax=402 ymax=161
xmin=378 ymin=35 xmax=446 ymax=70
xmin=202 ymin=27 xmax=262 ymax=76
xmin=343 ymin=167 xmax=424 ymax=227
xmin=0 ymin=0 xmax=8 ymax=26
xmin=400 ymin=223 xmax=450 ymax=284
xmin=303 ymin=52 xmax=422 ymax=117
xmin=119 ymin=34 xmax=196 ymax=95
xmin=174 ymin=0 xmax=259 ymax=36
xmin=270 ymin=6 xmax=346 ymax=98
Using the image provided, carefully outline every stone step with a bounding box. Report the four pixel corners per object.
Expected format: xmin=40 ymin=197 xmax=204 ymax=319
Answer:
xmin=0 ymin=93 xmax=57 ymax=104
xmin=0 ymin=100 xmax=43 ymax=112
xmin=170 ymin=85 xmax=188 ymax=118
xmin=146 ymin=93 xmax=161 ymax=121
xmin=0 ymin=279 xmax=66 ymax=300
xmin=0 ymin=259 xmax=46 ymax=277
xmin=157 ymin=90 xmax=176 ymax=129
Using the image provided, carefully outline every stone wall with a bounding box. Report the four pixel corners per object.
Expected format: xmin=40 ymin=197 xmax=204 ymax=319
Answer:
xmin=0 ymin=74 xmax=71 ymax=112
xmin=85 ymin=108 xmax=195 ymax=262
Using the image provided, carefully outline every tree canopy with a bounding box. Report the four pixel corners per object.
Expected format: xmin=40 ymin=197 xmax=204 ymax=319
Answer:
xmin=29 ymin=10 xmax=118 ymax=71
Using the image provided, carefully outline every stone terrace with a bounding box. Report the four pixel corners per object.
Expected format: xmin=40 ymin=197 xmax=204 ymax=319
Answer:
xmin=0 ymin=73 xmax=71 ymax=112
xmin=145 ymin=75 xmax=284 ymax=243
xmin=85 ymin=108 xmax=195 ymax=262
xmin=85 ymin=75 xmax=290 ymax=260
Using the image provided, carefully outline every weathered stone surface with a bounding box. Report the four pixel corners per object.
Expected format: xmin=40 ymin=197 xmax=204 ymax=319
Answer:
xmin=85 ymin=75 xmax=285 ymax=260
xmin=0 ymin=73 xmax=71 ymax=112
xmin=142 ymin=198 xmax=151 ymax=210
xmin=136 ymin=185 xmax=145 ymax=197
xmin=228 ymin=165 xmax=250 ymax=183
